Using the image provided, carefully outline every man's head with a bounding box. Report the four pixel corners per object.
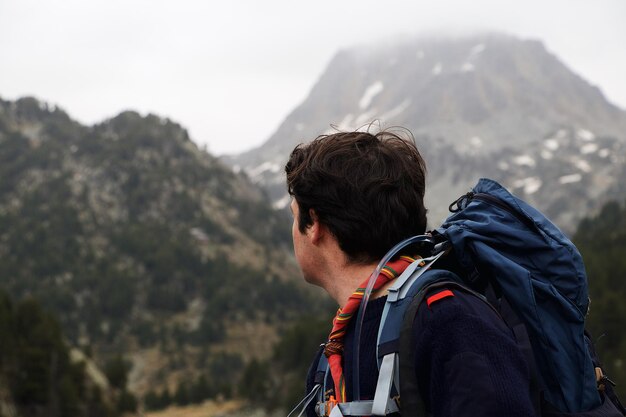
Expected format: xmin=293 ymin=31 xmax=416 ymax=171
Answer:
xmin=285 ymin=129 xmax=427 ymax=265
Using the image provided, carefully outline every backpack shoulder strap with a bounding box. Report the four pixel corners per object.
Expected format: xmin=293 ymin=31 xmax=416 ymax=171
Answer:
xmin=397 ymin=273 xmax=494 ymax=417
xmin=370 ymin=252 xmax=449 ymax=416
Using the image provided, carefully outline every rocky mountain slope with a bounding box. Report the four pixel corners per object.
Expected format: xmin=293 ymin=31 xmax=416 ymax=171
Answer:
xmin=0 ymin=97 xmax=327 ymax=398
xmin=225 ymin=33 xmax=626 ymax=232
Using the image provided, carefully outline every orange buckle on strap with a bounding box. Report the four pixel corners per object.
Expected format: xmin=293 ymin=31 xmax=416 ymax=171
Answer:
xmin=325 ymin=395 xmax=339 ymax=416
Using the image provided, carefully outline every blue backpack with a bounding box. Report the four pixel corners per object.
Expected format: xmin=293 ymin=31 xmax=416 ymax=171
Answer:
xmin=303 ymin=178 xmax=624 ymax=417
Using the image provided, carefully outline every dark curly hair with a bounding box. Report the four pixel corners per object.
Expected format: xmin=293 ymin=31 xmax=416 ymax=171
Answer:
xmin=285 ymin=129 xmax=427 ymax=263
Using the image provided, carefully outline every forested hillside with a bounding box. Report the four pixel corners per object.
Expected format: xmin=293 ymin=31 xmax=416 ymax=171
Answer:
xmin=0 ymin=96 xmax=330 ymax=412
xmin=575 ymin=200 xmax=626 ymax=398
xmin=2 ymin=94 xmax=624 ymax=415
xmin=0 ymin=290 xmax=121 ymax=417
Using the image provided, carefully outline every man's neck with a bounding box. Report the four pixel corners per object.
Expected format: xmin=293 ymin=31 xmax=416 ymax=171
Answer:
xmin=306 ymin=229 xmax=384 ymax=307
xmin=324 ymin=261 xmax=380 ymax=308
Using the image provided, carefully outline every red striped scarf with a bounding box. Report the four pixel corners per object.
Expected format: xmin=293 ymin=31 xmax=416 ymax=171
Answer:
xmin=323 ymin=255 xmax=419 ymax=402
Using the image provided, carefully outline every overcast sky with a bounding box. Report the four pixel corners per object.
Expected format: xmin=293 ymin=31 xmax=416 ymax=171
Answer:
xmin=1 ymin=0 xmax=625 ymax=155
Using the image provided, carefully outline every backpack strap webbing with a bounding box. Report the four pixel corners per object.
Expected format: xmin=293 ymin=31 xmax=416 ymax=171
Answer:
xmin=322 ymin=399 xmax=400 ymax=416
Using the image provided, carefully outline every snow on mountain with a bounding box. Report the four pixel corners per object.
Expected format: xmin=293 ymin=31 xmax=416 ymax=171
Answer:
xmin=224 ymin=33 xmax=626 ymax=233
xmin=359 ymin=81 xmax=384 ymax=109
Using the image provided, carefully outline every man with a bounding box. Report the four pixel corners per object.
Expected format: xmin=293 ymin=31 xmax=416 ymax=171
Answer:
xmin=285 ymin=130 xmax=536 ymax=417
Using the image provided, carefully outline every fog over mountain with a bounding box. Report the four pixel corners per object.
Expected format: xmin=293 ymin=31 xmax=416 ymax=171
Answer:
xmin=225 ymin=33 xmax=626 ymax=232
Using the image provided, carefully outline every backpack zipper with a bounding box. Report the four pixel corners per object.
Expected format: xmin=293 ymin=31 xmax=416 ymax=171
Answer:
xmin=471 ymin=193 xmax=538 ymax=231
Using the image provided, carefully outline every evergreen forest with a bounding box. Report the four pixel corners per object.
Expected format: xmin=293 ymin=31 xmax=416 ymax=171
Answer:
xmin=574 ymin=200 xmax=626 ymax=398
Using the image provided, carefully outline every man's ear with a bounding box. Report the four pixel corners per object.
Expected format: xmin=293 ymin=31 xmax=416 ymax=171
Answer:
xmin=307 ymin=208 xmax=325 ymax=245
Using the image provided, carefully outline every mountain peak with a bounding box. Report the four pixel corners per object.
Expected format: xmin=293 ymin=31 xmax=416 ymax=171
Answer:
xmin=225 ymin=33 xmax=626 ymax=232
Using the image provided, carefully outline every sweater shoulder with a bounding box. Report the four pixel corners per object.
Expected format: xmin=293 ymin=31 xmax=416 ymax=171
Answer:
xmin=413 ymin=285 xmax=512 ymax=337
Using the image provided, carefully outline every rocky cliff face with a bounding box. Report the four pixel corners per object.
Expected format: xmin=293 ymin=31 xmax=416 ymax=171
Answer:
xmin=225 ymin=34 xmax=626 ymax=232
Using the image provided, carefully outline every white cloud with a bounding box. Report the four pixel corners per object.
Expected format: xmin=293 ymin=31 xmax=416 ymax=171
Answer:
xmin=0 ymin=0 xmax=624 ymax=154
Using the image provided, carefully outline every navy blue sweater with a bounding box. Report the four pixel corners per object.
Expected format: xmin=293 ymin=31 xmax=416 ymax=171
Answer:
xmin=305 ymin=288 xmax=537 ymax=417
